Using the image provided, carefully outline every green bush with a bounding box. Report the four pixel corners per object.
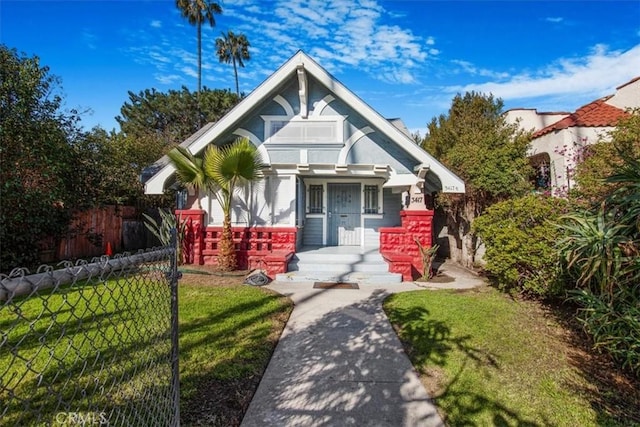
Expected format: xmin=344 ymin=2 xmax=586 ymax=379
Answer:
xmin=571 ymin=288 xmax=640 ymax=377
xmin=558 ymin=148 xmax=639 ymax=377
xmin=473 ymin=194 xmax=570 ymax=297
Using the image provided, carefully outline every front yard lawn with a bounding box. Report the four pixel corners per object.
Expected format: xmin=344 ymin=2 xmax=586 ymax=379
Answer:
xmin=178 ymin=273 xmax=292 ymax=426
xmin=0 ymin=271 xmax=291 ymax=427
xmin=384 ymin=286 xmax=640 ymax=426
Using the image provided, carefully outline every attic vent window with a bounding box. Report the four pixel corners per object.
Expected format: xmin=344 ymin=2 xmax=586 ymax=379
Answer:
xmin=263 ymin=116 xmax=344 ymax=144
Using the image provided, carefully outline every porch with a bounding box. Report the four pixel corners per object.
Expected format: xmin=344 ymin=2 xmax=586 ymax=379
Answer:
xmin=178 ymin=209 xmax=435 ymax=283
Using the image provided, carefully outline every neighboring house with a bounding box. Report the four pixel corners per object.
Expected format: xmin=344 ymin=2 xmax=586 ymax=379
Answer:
xmin=143 ymin=51 xmax=465 ymax=280
xmin=505 ymin=76 xmax=640 ymax=195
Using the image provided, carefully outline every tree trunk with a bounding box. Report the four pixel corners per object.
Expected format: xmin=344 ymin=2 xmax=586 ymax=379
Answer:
xmin=197 ymin=23 xmax=202 ymax=93
xmin=233 ymin=58 xmax=239 ymax=96
xmin=217 ymin=214 xmax=237 ymax=271
xmin=445 ymin=194 xmax=477 ymax=269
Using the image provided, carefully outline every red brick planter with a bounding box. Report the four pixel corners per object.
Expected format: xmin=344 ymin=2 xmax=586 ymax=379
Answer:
xmin=380 ymin=210 xmax=434 ymax=281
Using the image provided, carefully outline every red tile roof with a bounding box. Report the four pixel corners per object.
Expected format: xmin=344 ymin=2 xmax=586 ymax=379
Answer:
xmin=533 ymin=96 xmax=630 ymax=138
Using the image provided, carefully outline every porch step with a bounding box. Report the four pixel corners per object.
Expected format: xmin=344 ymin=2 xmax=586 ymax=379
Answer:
xmin=274 ymin=246 xmax=402 ymax=284
xmin=288 ymin=260 xmax=389 ymax=273
xmin=274 ymin=270 xmax=403 ymax=284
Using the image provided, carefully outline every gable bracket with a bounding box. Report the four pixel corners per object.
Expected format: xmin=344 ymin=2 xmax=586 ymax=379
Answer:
xmin=297 ymin=64 xmax=308 ymax=118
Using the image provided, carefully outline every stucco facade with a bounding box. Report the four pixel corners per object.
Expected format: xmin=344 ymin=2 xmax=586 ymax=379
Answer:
xmin=505 ymin=76 xmax=639 ymax=195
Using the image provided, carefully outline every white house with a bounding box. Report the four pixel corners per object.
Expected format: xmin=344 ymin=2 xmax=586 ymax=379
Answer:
xmin=505 ymin=76 xmax=640 ymax=194
xmin=143 ymin=51 xmax=465 ymax=280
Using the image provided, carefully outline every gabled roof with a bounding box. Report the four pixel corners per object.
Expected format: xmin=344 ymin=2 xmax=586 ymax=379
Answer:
xmin=532 ymin=97 xmax=630 ymax=138
xmin=617 ymin=76 xmax=640 ymax=90
xmin=144 ymin=50 xmax=465 ymax=194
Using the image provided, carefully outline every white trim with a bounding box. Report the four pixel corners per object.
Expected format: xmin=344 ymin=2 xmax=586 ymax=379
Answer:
xmin=297 ymin=65 xmax=308 ymax=118
xmin=383 ymin=173 xmax=423 ymax=188
xmin=262 ymin=115 xmax=345 ymax=144
xmin=312 ymin=95 xmax=335 ymax=116
xmin=144 ymin=50 xmax=465 ymax=195
xmin=337 ymin=126 xmax=374 ymax=165
xmin=233 ymin=129 xmax=271 ymax=164
xmin=273 ymin=95 xmax=294 ymax=117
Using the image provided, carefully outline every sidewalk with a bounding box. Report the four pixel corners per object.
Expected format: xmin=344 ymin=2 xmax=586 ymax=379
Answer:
xmin=241 ymin=262 xmax=484 ymax=426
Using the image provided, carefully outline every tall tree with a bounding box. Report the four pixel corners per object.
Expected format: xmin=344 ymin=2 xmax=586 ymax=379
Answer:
xmin=215 ymin=30 xmax=250 ymax=96
xmin=168 ymin=138 xmax=264 ymax=271
xmin=422 ymin=92 xmax=532 ymax=267
xmin=0 ymin=45 xmax=80 ymax=270
xmin=175 ymin=0 xmax=222 ymax=94
xmin=116 ymin=86 xmax=240 ymax=143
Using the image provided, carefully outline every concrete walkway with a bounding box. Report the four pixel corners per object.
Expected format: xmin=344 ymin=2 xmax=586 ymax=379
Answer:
xmin=241 ymin=261 xmax=484 ymax=427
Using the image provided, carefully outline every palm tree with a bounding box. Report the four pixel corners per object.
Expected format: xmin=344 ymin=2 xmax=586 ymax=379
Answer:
xmin=215 ymin=30 xmax=250 ymax=96
xmin=168 ymin=138 xmax=264 ymax=271
xmin=204 ymin=138 xmax=264 ymax=270
xmin=167 ymin=145 xmax=212 ymax=209
xmin=175 ymin=0 xmax=222 ymax=94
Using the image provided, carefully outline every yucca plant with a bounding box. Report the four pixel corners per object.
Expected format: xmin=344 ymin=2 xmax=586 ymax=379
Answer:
xmin=143 ymin=209 xmax=188 ymax=263
xmin=557 ymin=148 xmax=640 ymax=377
xmin=557 ymin=206 xmax=629 ymax=297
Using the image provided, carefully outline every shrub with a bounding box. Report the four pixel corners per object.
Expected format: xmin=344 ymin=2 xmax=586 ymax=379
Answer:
xmin=571 ymin=288 xmax=640 ymax=377
xmin=473 ymin=194 xmax=570 ymax=297
xmin=558 ymin=150 xmax=639 ymax=377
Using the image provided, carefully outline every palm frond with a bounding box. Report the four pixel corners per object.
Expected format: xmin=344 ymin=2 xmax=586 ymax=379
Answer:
xmin=167 ymin=146 xmax=210 ymax=191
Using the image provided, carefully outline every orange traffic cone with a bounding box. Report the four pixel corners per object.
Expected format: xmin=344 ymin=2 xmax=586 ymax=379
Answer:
xmin=106 ymin=242 xmax=113 ymax=257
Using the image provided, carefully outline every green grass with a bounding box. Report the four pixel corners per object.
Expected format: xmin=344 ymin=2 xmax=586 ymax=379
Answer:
xmin=0 ymin=276 xmax=292 ymax=427
xmin=178 ymin=283 xmax=292 ymax=426
xmin=384 ymin=286 xmax=637 ymax=427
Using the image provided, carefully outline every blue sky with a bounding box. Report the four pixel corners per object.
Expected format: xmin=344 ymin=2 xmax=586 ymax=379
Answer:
xmin=2 ymin=0 xmax=639 ymax=136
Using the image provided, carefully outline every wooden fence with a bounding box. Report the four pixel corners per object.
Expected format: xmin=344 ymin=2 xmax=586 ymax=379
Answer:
xmin=43 ymin=205 xmax=147 ymax=262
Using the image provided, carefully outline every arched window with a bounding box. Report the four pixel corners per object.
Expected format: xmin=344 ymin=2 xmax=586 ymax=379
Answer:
xmin=530 ymin=153 xmax=551 ymax=191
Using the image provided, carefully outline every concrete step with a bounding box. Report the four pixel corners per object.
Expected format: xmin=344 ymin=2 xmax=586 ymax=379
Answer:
xmin=277 ymin=246 xmax=401 ymax=284
xmin=292 ymin=252 xmax=385 ymax=263
xmin=287 ymin=260 xmax=389 ymax=273
xmin=274 ymin=270 xmax=403 ymax=284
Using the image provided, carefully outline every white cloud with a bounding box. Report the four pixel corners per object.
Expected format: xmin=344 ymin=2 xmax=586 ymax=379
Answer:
xmin=545 ymin=17 xmax=563 ymax=23
xmin=451 ymin=44 xmax=640 ymax=104
xmin=450 ymin=59 xmax=510 ymax=79
xmin=225 ymin=0 xmax=431 ymax=84
xmin=82 ymin=30 xmax=97 ymax=50
xmin=127 ymin=0 xmax=435 ymax=90
xmin=155 ymin=74 xmax=182 ymax=85
xmin=180 ymin=66 xmax=198 ymax=79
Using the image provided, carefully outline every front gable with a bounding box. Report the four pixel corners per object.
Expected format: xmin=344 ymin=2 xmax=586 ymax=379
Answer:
xmin=144 ymin=50 xmax=464 ymax=196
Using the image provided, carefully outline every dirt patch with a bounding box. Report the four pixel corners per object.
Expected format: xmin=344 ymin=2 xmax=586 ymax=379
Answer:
xmin=179 ymin=271 xmax=292 ymax=426
xmin=178 ymin=265 xmax=252 ymax=287
xmin=540 ymin=300 xmax=640 ymax=423
xmin=415 ymin=273 xmax=455 ymax=284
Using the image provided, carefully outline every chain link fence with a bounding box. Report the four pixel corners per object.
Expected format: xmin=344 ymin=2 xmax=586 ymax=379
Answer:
xmin=1 ymin=237 xmax=180 ymax=427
